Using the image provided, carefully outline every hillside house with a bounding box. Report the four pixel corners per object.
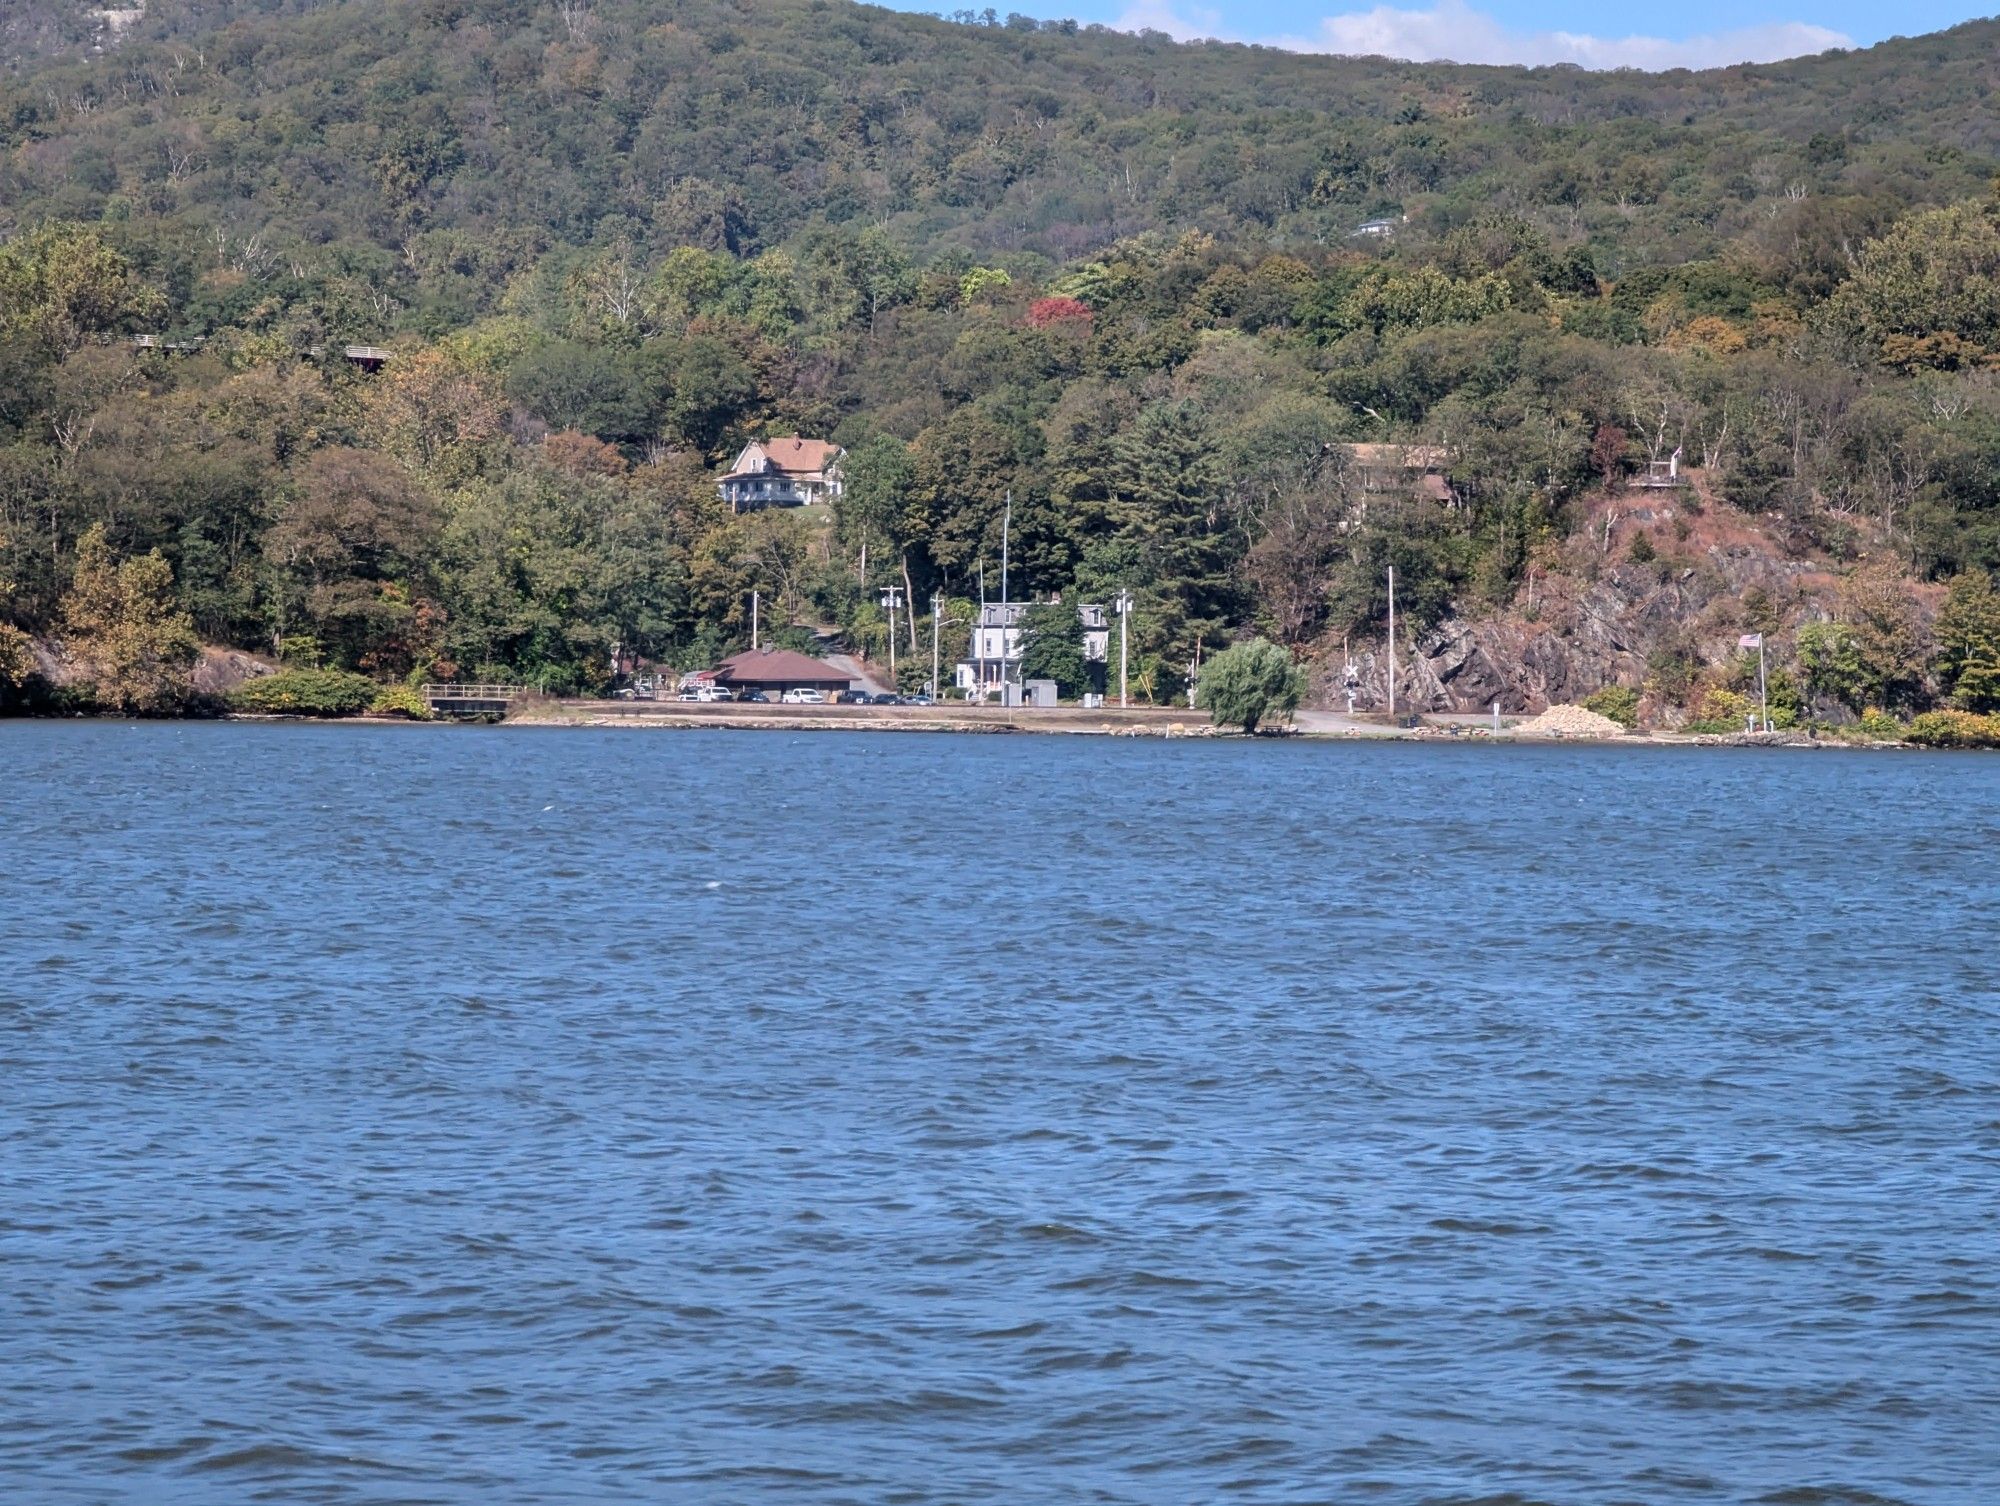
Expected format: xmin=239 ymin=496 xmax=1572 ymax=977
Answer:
xmin=1343 ymin=443 xmax=1456 ymax=504
xmin=718 ymin=436 xmax=844 ymax=512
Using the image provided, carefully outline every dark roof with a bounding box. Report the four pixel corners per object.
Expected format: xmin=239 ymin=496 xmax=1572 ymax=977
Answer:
xmin=712 ymin=648 xmax=852 ymax=687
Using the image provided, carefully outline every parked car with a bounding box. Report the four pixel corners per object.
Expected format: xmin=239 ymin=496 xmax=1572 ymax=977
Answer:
xmin=874 ymin=693 xmax=903 ymax=705
xmin=696 ymin=686 xmax=734 ymax=702
xmin=738 ymin=690 xmax=770 ymax=703
xmin=781 ymin=688 xmax=826 ymax=704
xmin=832 ymin=689 xmax=871 ymax=705
xmin=904 ymin=693 xmax=934 ymax=706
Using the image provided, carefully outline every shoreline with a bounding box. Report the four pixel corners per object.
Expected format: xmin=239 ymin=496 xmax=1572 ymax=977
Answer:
xmin=490 ymin=700 xmax=1912 ymax=749
xmin=9 ymin=702 xmax=1929 ymax=750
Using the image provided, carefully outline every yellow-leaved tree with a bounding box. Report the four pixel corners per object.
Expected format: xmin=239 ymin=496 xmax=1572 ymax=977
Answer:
xmin=58 ymin=525 xmax=199 ymax=714
xmin=1 ymin=526 xmax=35 ymax=706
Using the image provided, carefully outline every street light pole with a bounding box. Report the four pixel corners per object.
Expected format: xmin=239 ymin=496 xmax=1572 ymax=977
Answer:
xmin=1000 ymin=492 xmax=1011 ymax=610
xmin=1114 ymin=588 xmax=1132 ymax=707
xmin=930 ymin=592 xmax=941 ymax=698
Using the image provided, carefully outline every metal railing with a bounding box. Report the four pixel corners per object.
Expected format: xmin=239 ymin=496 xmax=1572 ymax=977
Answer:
xmin=420 ymin=683 xmax=528 ymax=700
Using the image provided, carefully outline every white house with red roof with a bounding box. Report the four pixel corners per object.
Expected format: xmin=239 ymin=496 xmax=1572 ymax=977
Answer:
xmin=717 ymin=435 xmax=844 ymax=512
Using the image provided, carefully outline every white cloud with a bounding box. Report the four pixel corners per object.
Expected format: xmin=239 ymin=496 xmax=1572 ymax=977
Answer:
xmin=1115 ymin=0 xmax=1853 ymax=69
xmin=1115 ymin=0 xmax=1227 ymax=39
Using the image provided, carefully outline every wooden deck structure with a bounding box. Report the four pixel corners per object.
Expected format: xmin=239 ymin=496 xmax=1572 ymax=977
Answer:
xmin=130 ymin=335 xmax=395 ymax=369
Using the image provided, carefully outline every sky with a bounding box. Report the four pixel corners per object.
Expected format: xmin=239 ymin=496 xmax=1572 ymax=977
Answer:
xmin=929 ymin=0 xmax=1994 ymax=70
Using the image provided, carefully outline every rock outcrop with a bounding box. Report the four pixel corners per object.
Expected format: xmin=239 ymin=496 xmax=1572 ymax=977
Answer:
xmin=1313 ymin=483 xmax=1898 ymax=716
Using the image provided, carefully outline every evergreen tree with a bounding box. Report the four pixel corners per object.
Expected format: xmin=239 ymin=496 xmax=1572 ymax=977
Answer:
xmin=1107 ymin=400 xmax=1243 ymax=665
xmin=1017 ymin=601 xmax=1088 ymax=697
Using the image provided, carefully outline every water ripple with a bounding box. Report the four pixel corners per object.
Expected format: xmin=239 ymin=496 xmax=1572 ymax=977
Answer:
xmin=1 ymin=724 xmax=1996 ymax=1504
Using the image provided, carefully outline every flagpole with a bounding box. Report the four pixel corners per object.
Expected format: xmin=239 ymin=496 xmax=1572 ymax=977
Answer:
xmin=1386 ymin=565 xmax=1396 ymax=718
xmin=1759 ymin=637 xmax=1769 ymax=732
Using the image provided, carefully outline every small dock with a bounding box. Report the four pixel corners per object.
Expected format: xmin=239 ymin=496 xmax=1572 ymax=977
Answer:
xmin=422 ymin=683 xmax=527 ymax=718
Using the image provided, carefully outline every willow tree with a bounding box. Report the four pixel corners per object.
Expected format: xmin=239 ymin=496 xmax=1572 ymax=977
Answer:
xmin=1196 ymin=637 xmax=1306 ymax=734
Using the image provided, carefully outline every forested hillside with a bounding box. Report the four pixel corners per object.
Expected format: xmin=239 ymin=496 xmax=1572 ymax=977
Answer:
xmin=5 ymin=0 xmax=2000 ymax=721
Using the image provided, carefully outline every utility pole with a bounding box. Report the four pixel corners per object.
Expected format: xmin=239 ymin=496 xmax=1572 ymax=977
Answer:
xmin=751 ymin=589 xmax=759 ymax=651
xmin=1113 ymin=588 xmax=1132 ymax=707
xmin=999 ymin=492 xmax=1014 ymax=702
xmin=1386 ymin=566 xmax=1396 ymax=717
xmin=930 ymin=592 xmax=941 ymax=698
xmin=977 ymin=560 xmax=986 ymax=698
xmin=880 ymin=585 xmax=903 ymax=683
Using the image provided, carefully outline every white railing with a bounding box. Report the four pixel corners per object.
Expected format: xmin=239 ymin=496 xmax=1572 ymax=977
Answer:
xmin=420 ymin=683 xmax=528 ymax=700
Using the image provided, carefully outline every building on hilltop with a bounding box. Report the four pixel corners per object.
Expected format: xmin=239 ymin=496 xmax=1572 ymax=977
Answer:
xmin=955 ymin=599 xmax=1109 ymax=700
xmin=717 ymin=436 xmax=844 ymax=513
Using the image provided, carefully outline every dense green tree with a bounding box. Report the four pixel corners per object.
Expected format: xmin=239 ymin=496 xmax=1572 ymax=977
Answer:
xmin=1107 ymin=400 xmax=1242 ymax=662
xmin=1933 ymin=570 xmax=2000 ymax=710
xmin=264 ymin=447 xmax=441 ymax=667
xmin=834 ymin=434 xmax=913 ymax=587
xmin=1796 ymin=622 xmax=1871 ymax=715
xmin=507 ymin=341 xmax=651 ymax=438
xmin=1822 ymin=199 xmax=2000 ymax=370
xmin=1017 ymin=601 xmax=1088 ymax=697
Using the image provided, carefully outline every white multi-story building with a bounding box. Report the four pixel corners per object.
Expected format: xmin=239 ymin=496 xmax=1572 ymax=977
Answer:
xmin=954 ymin=599 xmax=1110 ymax=698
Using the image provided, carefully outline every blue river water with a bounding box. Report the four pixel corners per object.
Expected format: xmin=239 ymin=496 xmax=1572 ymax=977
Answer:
xmin=2 ymin=722 xmax=1997 ymax=1505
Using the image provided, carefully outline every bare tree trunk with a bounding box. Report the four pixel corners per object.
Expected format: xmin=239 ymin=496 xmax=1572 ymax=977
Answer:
xmin=901 ymin=553 xmax=919 ymax=654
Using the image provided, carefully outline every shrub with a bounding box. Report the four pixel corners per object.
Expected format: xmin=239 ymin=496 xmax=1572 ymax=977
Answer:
xmin=1583 ymin=684 xmax=1640 ymax=729
xmin=368 ymin=682 xmax=434 ymax=720
xmin=1903 ymin=710 xmax=2000 ymax=748
xmin=1683 ymin=686 xmax=1754 ymax=734
xmin=229 ymin=668 xmax=378 ymax=717
xmin=1858 ymin=708 xmax=1905 ymax=741
xmin=1195 ymin=638 xmax=1306 ymax=734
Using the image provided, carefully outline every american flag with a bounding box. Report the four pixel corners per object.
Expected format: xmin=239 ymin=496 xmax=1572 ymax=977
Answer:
xmin=1738 ymin=633 xmax=1763 ymax=648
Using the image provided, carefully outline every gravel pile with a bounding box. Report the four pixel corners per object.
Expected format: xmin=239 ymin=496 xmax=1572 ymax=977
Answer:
xmin=1515 ymin=704 xmax=1627 ymax=739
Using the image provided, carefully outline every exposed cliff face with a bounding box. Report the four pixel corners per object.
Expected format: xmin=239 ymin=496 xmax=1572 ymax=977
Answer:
xmin=192 ymin=647 xmax=276 ymax=696
xmin=17 ymin=639 xmax=273 ymax=697
xmin=1314 ymin=479 xmax=1918 ymax=716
